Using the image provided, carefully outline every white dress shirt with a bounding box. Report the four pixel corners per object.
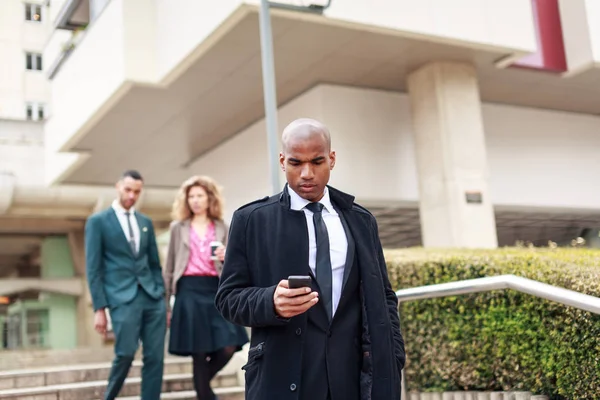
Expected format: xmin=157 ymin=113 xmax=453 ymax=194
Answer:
xmin=289 ymin=187 xmax=348 ymax=315
xmin=112 ymin=200 xmax=140 ymax=253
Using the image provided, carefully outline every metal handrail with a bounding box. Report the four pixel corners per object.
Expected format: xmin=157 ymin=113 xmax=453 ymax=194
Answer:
xmin=395 ymin=274 xmax=600 ymax=397
xmin=395 ymin=274 xmax=600 ymax=315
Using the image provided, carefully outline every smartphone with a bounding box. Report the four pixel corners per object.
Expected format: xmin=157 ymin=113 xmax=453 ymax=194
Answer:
xmin=288 ymin=275 xmax=311 ymax=289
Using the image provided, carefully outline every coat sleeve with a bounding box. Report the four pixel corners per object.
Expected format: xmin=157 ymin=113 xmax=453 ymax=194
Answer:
xmin=147 ymin=221 xmax=166 ymax=294
xmin=85 ymin=215 xmax=108 ymax=311
xmin=215 ymin=211 xmax=288 ymax=328
xmin=222 ymin=221 xmax=229 ymax=246
xmin=370 ymin=215 xmax=406 ymax=374
xmin=164 ymin=222 xmax=178 ymax=311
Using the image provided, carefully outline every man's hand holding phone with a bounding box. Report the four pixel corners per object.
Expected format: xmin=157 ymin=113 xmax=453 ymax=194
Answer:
xmin=273 ymin=276 xmax=318 ymax=318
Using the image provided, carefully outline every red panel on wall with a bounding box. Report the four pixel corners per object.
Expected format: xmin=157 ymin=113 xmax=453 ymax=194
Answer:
xmin=511 ymin=0 xmax=567 ymax=73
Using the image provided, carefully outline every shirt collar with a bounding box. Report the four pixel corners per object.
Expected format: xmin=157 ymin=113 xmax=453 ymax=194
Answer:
xmin=288 ymin=186 xmax=336 ymax=215
xmin=112 ymin=199 xmax=135 ymax=214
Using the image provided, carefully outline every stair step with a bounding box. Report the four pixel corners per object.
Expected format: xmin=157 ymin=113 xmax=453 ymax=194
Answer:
xmin=0 ymin=371 xmax=238 ymax=399
xmin=410 ymin=392 xmax=544 ymax=400
xmin=118 ymin=386 xmax=245 ymax=400
xmin=0 ymin=348 xmax=116 ymax=371
xmin=0 ymin=358 xmax=193 ymax=390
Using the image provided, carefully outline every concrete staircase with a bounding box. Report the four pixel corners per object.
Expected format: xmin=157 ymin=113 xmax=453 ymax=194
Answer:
xmin=0 ymin=347 xmax=116 ymax=371
xmin=0 ymin=357 xmax=245 ymax=400
xmin=409 ymin=393 xmax=549 ymax=400
xmin=0 ymin=349 xmax=549 ymax=400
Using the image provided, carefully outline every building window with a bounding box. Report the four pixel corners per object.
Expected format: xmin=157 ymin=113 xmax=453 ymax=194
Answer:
xmin=25 ymin=53 xmax=43 ymax=71
xmin=25 ymin=4 xmax=43 ymax=22
xmin=25 ymin=309 xmax=49 ymax=348
xmin=26 ymin=103 xmax=45 ymax=121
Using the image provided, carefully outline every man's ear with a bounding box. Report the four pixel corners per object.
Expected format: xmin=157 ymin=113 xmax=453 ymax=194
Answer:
xmin=279 ymin=152 xmax=285 ymax=171
xmin=329 ymin=150 xmax=336 ymax=170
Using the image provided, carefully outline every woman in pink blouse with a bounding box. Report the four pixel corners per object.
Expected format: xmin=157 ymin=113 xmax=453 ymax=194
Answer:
xmin=164 ymin=176 xmax=248 ymax=400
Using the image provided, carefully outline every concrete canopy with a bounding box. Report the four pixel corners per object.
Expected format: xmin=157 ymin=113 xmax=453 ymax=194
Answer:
xmin=56 ymin=5 xmax=600 ymax=187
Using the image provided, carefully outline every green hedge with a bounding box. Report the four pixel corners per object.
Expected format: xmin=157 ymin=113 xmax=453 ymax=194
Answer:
xmin=385 ymin=248 xmax=600 ymax=399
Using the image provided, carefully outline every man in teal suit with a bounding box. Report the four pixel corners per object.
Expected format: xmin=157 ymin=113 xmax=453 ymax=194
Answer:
xmin=85 ymin=170 xmax=167 ymax=400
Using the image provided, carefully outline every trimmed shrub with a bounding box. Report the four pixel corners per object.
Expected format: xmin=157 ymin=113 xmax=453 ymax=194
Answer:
xmin=385 ymin=248 xmax=600 ymax=399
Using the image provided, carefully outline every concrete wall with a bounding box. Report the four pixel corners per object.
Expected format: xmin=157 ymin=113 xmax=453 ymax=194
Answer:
xmin=484 ymin=103 xmax=600 ymax=210
xmin=0 ymin=119 xmax=44 ymax=185
xmin=320 ymin=86 xmax=418 ymax=204
xmin=185 ymin=84 xmax=325 ymax=221
xmin=39 ymin=236 xmax=77 ymax=350
xmin=156 ymin=0 xmax=244 ymax=81
xmin=40 ymin=294 xmax=77 ymax=350
xmin=45 ymin=0 xmax=127 ymax=156
xmin=324 ymin=0 xmax=536 ymax=53
xmin=558 ymin=0 xmax=600 ymax=77
xmin=583 ymin=0 xmax=600 ymax=63
xmin=44 ymin=0 xmax=159 ymax=185
xmin=197 ymin=84 xmax=600 ymax=221
xmin=0 ymin=1 xmax=51 ymax=120
xmin=156 ymin=0 xmax=536 ymax=82
xmin=0 ymin=143 xmax=45 ymax=186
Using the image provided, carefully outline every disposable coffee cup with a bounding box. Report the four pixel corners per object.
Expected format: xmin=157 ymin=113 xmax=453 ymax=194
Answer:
xmin=210 ymin=241 xmax=223 ymax=261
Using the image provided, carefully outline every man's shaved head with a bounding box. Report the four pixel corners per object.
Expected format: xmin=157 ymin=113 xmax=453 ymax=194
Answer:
xmin=279 ymin=118 xmax=335 ymax=202
xmin=281 ymin=118 xmax=331 ymax=153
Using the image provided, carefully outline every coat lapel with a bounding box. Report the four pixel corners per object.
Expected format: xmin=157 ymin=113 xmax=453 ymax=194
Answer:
xmin=181 ymin=219 xmax=190 ymax=249
xmin=337 ymin=208 xmax=355 ymax=291
xmin=135 ymin=213 xmax=147 ymax=259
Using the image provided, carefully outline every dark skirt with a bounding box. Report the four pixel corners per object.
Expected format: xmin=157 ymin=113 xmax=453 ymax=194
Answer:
xmin=169 ymin=276 xmax=249 ymax=356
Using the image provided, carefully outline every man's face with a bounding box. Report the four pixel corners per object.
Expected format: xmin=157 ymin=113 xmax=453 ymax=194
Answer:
xmin=280 ymin=133 xmax=335 ymax=202
xmin=116 ymin=177 xmax=143 ymax=210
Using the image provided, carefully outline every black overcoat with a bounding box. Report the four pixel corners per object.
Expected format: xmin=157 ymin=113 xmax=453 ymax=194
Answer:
xmin=215 ymin=185 xmax=405 ymax=400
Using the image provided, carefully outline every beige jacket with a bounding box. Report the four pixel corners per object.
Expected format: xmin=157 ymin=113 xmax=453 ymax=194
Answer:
xmin=163 ymin=218 xmax=228 ymax=309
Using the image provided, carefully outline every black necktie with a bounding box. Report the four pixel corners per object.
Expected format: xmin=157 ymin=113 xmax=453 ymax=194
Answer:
xmin=305 ymin=202 xmax=332 ymax=319
xmin=124 ymin=211 xmax=137 ymax=256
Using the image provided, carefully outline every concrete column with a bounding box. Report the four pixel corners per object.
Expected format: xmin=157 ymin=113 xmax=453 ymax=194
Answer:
xmin=0 ymin=172 xmax=15 ymax=214
xmin=68 ymin=230 xmax=103 ymax=348
xmin=407 ymin=62 xmax=498 ymax=248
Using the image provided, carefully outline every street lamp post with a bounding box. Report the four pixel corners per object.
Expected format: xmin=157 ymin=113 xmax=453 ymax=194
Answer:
xmin=258 ymin=1 xmax=331 ymax=195
xmin=258 ymin=0 xmax=280 ymax=195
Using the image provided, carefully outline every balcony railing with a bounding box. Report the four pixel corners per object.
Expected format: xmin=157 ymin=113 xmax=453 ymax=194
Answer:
xmin=54 ymin=0 xmax=89 ymax=30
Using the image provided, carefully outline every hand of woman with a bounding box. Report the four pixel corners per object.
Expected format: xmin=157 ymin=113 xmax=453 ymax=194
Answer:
xmin=215 ymin=245 xmax=226 ymax=262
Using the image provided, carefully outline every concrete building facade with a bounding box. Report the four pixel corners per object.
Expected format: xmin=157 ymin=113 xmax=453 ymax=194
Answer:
xmin=0 ymin=0 xmax=175 ymax=350
xmin=1 ymin=0 xmax=599 ymax=350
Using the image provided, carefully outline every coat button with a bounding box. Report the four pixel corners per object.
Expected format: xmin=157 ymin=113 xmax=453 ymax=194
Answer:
xmin=290 ymin=383 xmax=297 ymax=391
xmin=295 ymin=328 xmax=302 ymax=336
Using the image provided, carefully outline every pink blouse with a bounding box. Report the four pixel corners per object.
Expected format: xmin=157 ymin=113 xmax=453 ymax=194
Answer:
xmin=183 ymin=223 xmax=218 ymax=277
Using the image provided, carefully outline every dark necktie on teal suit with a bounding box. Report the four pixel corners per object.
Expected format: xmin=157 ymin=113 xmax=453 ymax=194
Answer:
xmin=124 ymin=211 xmax=137 ymax=256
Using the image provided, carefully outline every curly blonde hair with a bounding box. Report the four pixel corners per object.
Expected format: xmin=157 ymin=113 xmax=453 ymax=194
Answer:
xmin=171 ymin=175 xmax=224 ymax=222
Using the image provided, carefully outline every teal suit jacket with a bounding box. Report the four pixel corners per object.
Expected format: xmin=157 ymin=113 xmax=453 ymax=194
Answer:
xmin=85 ymin=208 xmax=165 ymax=311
